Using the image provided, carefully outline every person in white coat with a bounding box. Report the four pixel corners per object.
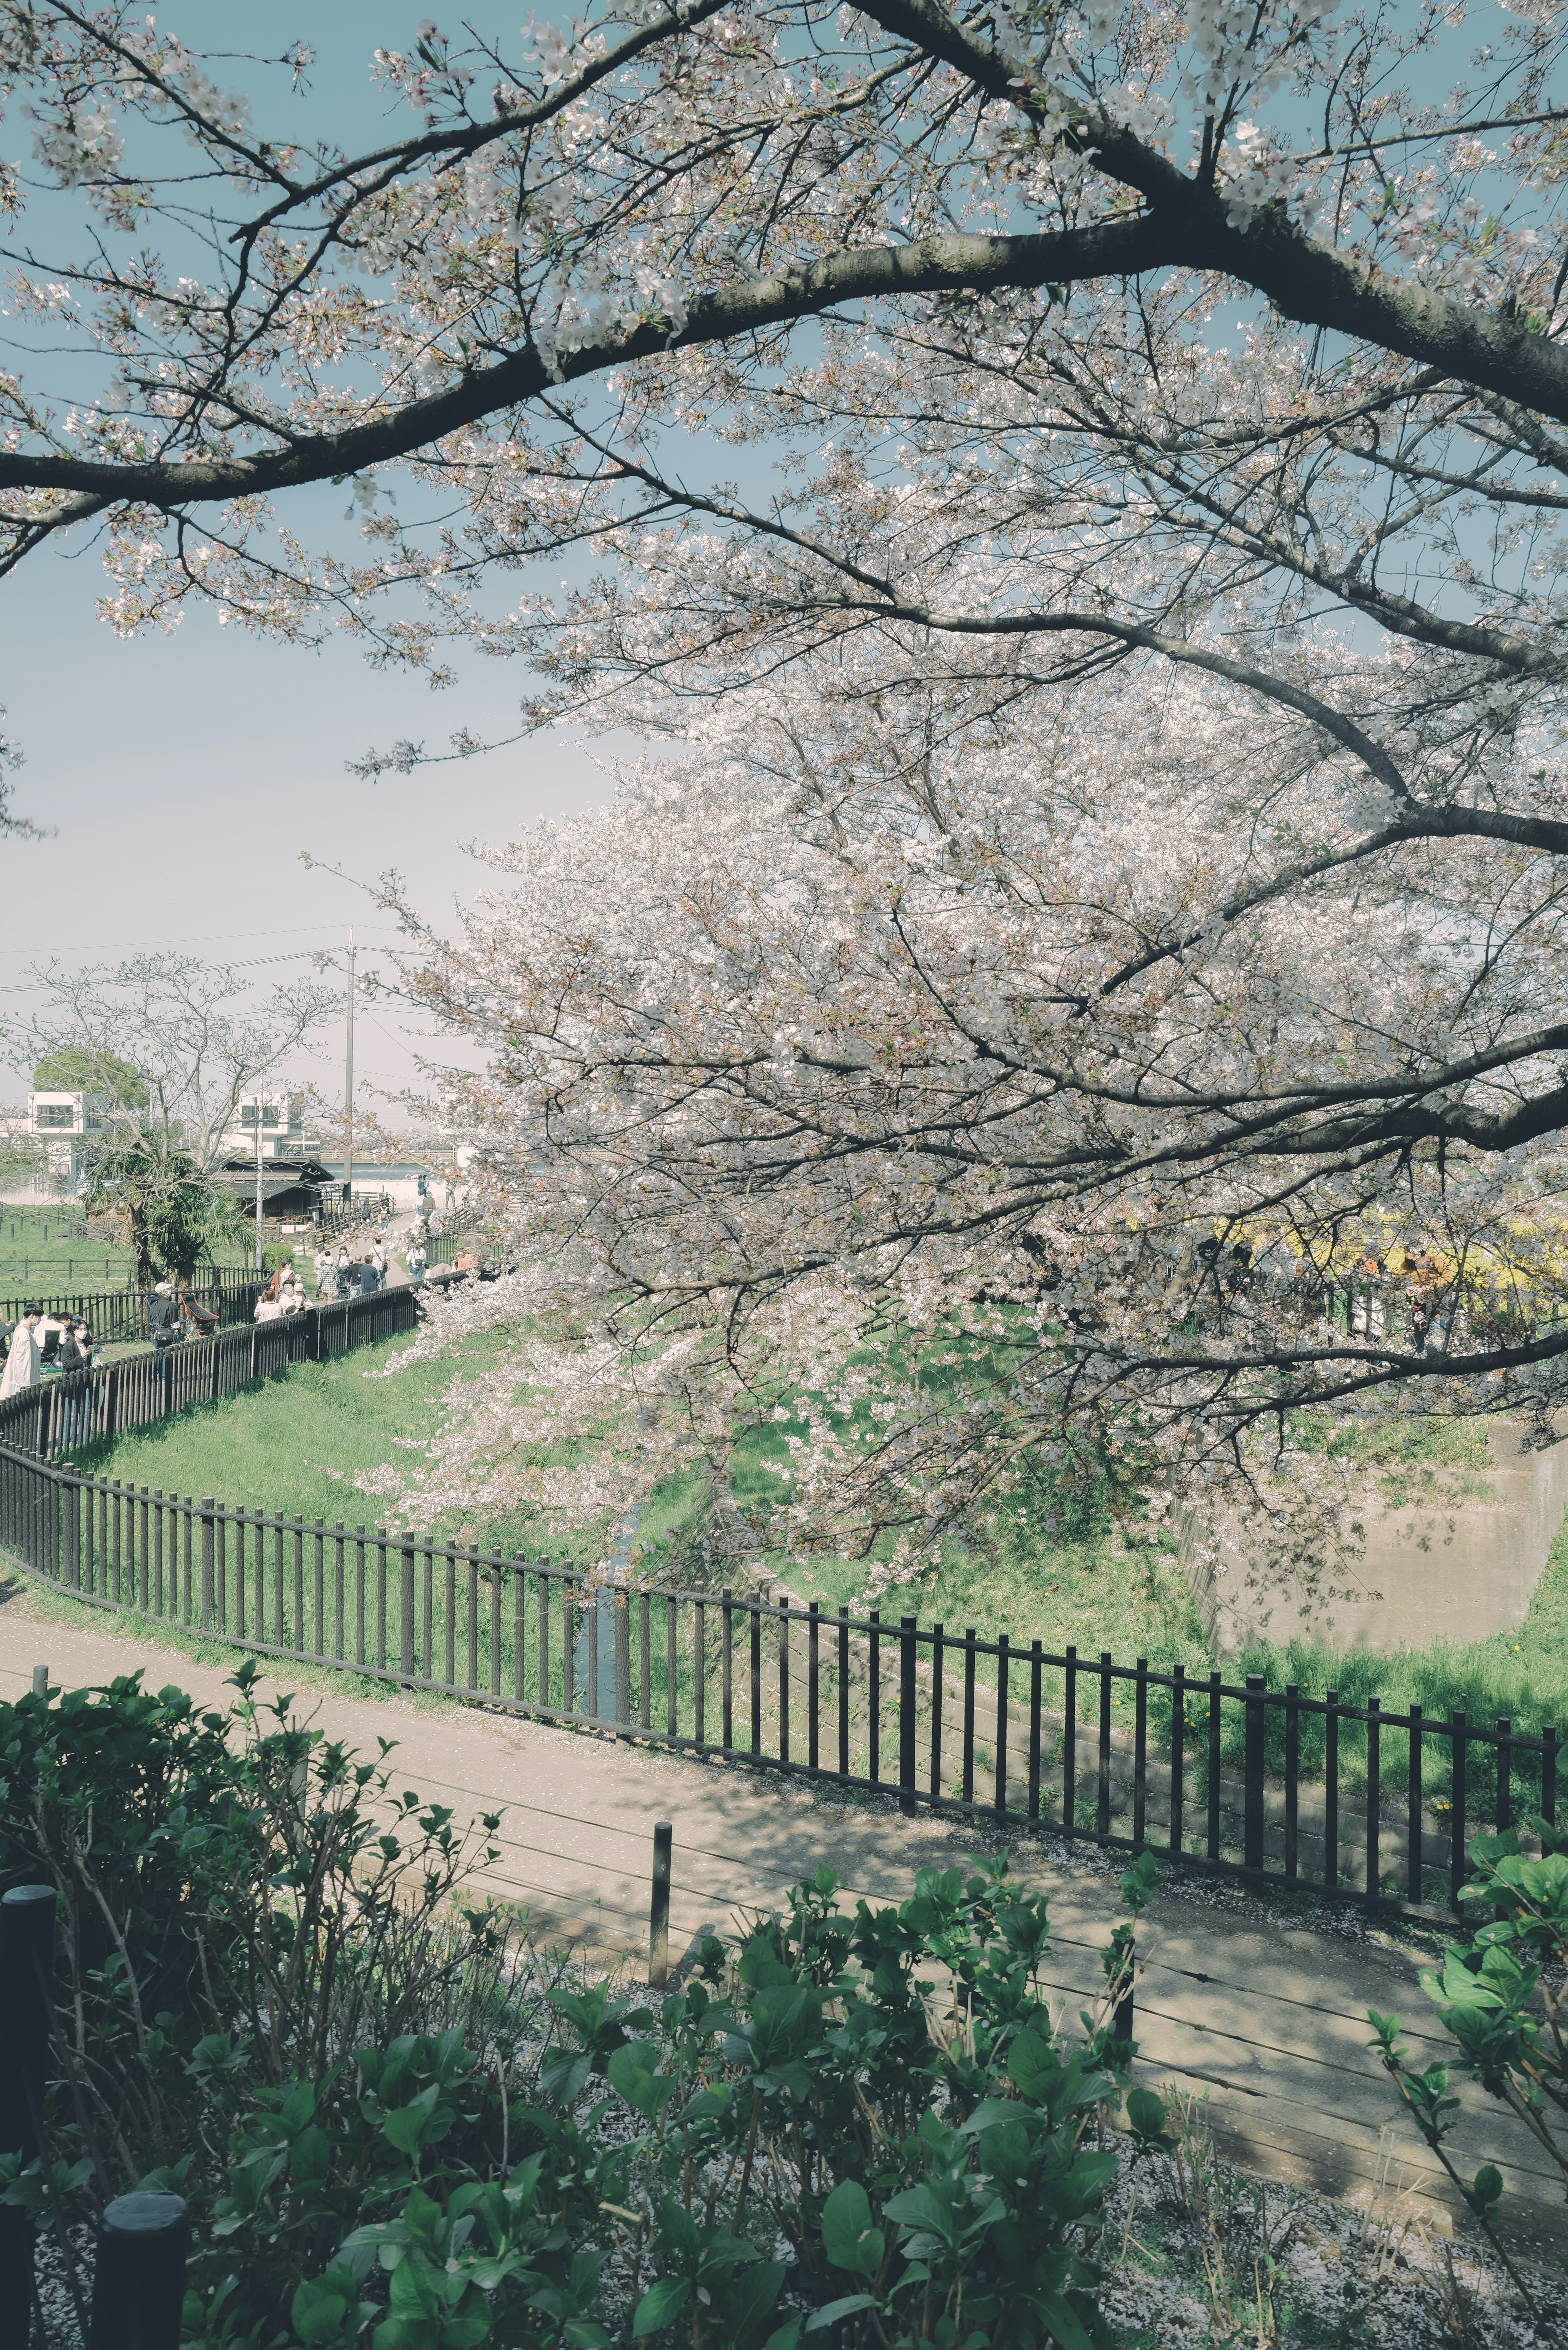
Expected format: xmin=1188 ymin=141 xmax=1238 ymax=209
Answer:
xmin=0 ymin=1305 xmax=42 ymax=1399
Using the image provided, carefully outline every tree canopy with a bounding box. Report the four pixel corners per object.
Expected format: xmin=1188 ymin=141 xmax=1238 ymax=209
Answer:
xmin=10 ymin=1 xmax=1568 ymax=1547
xmin=32 ymin=1044 xmax=149 ymax=1108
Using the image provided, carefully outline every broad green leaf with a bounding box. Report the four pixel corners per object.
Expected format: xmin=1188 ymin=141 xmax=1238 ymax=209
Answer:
xmin=608 ymin=2041 xmax=678 ymax=2120
xmin=633 ymin=2275 xmax=692 ymax=2336
xmin=1033 ymin=2290 xmax=1098 ymax=2350
xmin=1469 ymin=2163 xmax=1504 ymax=2212
xmin=822 ymin=2180 xmax=885 ymax=2279
xmin=805 ymin=2294 xmax=879 ymax=2332
xmin=883 ymin=2184 xmax=958 ymax=2242
xmin=1124 ymin=2087 xmax=1175 ymax=2150
xmin=1008 ymin=2028 xmax=1061 ymax=2103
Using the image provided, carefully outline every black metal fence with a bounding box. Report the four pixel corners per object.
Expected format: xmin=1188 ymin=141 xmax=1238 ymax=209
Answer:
xmin=0 ymin=1286 xmax=418 ymax=1458
xmin=0 ymin=1311 xmax=1554 ymax=1922
xmin=0 ymin=1272 xmax=268 ymax=1346
xmin=420 ymin=1208 xmax=486 ymax=1269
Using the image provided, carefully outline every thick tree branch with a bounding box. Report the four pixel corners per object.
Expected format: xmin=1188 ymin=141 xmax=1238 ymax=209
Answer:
xmin=0 ymin=219 xmax=1177 ymax=508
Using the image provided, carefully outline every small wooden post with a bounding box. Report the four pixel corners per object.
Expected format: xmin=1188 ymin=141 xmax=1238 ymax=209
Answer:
xmin=649 ymin=1821 xmax=673 ymax=1989
xmin=0 ymin=1884 xmax=57 ymax=2348
xmin=87 ymin=2191 xmax=188 ymax=2350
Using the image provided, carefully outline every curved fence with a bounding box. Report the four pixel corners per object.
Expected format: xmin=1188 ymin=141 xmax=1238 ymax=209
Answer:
xmin=0 ymin=1294 xmax=1557 ymax=1926
xmin=0 ymin=1286 xmax=418 ymax=1458
xmin=0 ymin=1272 xmax=268 ymax=1346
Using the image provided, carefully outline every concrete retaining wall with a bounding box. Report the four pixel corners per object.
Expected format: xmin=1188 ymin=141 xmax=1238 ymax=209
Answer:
xmin=1176 ymin=1416 xmax=1568 ymax=1654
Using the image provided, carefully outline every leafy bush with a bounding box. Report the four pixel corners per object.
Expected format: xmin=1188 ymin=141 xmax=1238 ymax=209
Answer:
xmin=1370 ymin=1817 xmax=1567 ymax=2324
xmin=1363 ymin=1814 xmax=1561 ymax=2293
xmin=0 ymin=1668 xmax=1169 ymax=2347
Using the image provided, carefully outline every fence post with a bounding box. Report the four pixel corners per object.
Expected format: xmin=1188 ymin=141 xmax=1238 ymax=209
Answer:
xmin=87 ymin=2191 xmax=189 ymax=2350
xmin=0 ymin=1883 xmax=57 ymax=2349
xmin=1243 ymin=1672 xmax=1266 ymax=1872
xmin=200 ymin=1499 xmax=216 ymax=1631
xmin=614 ymin=1590 xmax=631 ymax=1732
xmin=899 ymin=1616 xmax=917 ymax=1816
xmin=649 ymin=1821 xmax=672 ymax=1989
xmin=63 ymin=1472 xmax=80 ymax=1589
xmin=401 ymin=1539 xmax=416 ymax=1676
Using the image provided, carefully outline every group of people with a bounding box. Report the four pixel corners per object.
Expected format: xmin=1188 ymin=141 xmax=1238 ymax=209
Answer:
xmin=1341 ymin=1248 xmax=1454 ymax=1354
xmin=253 ymin=1262 xmax=313 ymax=1322
xmin=251 ymin=1216 xmax=437 ymax=1319
xmin=309 ymin=1232 xmax=396 ymax=1303
xmin=0 ymin=1302 xmax=97 ymax=1398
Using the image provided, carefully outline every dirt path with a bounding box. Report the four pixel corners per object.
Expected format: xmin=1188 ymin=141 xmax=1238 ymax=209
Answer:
xmin=2 ymin=1569 xmax=1562 ymax=2257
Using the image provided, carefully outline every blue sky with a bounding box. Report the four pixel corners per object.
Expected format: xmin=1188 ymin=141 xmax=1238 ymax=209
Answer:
xmin=0 ymin=3 xmax=633 ymax=1117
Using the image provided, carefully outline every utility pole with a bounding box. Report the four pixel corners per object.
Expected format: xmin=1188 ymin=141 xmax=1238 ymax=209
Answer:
xmin=344 ymin=928 xmax=356 ymax=1223
xmin=254 ymin=1105 xmax=263 ymax=1272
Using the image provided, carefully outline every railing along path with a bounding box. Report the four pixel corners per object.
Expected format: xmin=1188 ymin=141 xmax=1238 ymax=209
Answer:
xmin=0 ymin=1271 xmax=268 ymax=1345
xmin=0 ymin=1287 xmax=1556 ymax=1926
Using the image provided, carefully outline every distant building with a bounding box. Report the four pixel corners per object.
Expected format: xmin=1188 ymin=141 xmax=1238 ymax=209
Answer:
xmin=224 ymin=1091 xmax=307 ymax=1161
xmin=27 ymin=1090 xmax=108 ymax=1185
xmin=210 ymin=1155 xmax=347 ymax=1225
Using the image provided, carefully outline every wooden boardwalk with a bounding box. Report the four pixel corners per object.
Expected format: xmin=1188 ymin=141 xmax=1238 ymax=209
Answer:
xmin=3 ymin=1575 xmax=1563 ymax=2260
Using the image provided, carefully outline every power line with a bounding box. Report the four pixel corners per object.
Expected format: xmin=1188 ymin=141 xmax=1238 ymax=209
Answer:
xmin=0 ymin=941 xmax=428 ymax=994
xmin=0 ymin=918 xmax=406 ymax=959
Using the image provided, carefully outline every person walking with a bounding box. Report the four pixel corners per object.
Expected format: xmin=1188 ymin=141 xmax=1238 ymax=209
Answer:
xmin=1350 ymin=1253 xmax=1385 ymax=1342
xmin=0 ymin=1303 xmax=42 ymax=1400
xmin=406 ymin=1237 xmax=427 ymax=1286
xmin=147 ymin=1278 xmax=179 ymax=1395
xmin=254 ymin=1272 xmax=285 ymax=1324
xmin=58 ymin=1319 xmax=94 ymax=1443
xmin=356 ymin=1255 xmax=379 ymax=1298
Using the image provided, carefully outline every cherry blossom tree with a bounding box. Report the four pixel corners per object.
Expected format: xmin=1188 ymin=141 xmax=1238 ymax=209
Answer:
xmin=368 ymin=629 xmax=1568 ymax=1573
xmin=8 ymin=4 xmax=1568 ymax=1555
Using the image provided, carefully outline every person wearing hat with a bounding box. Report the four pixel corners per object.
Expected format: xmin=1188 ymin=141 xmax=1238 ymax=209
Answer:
xmin=0 ymin=1303 xmax=42 ymax=1399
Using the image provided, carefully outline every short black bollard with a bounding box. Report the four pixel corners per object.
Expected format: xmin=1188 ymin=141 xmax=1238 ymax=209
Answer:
xmin=30 ymin=1665 xmax=47 ymax=1699
xmin=1114 ymin=1976 xmax=1134 ymax=2050
xmin=649 ymin=1821 xmax=673 ymax=1989
xmin=87 ymin=2191 xmax=188 ymax=2350
xmin=0 ymin=1884 xmax=58 ymax=2350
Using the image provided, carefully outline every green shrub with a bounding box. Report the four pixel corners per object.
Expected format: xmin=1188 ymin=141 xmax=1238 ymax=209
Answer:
xmin=1370 ymin=1817 xmax=1568 ymax=2325
xmin=0 ymin=1670 xmax=1169 ymax=2347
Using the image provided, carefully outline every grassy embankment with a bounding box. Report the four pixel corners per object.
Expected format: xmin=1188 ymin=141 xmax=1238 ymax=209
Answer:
xmin=67 ymin=1324 xmax=701 ymax=1571
xmin=57 ymin=1328 xmax=1568 ymax=1802
xmin=722 ymin=1404 xmax=1568 ymax=1806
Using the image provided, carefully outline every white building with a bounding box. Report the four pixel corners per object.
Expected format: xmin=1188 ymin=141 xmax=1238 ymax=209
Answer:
xmin=225 ymin=1091 xmax=307 ymax=1161
xmin=27 ymin=1091 xmax=108 ymax=1184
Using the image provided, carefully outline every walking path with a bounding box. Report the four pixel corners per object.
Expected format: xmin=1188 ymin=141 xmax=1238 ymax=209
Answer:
xmin=2 ymin=1576 xmax=1562 ymax=2259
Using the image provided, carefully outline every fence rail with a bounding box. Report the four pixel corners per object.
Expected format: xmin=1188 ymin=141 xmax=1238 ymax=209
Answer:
xmin=0 ymin=1286 xmax=418 ymax=1456
xmin=0 ymin=1272 xmax=269 ymax=1346
xmin=420 ymin=1207 xmax=486 ymax=1269
xmin=0 ymin=1310 xmax=1553 ymax=1923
